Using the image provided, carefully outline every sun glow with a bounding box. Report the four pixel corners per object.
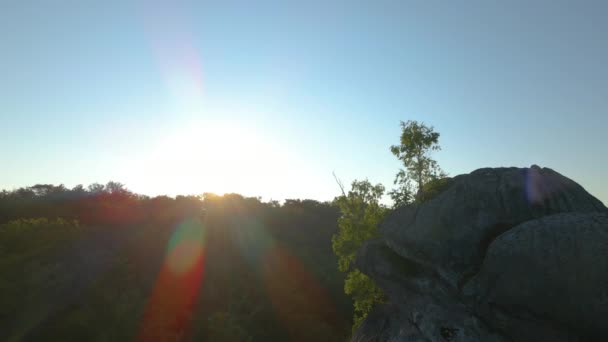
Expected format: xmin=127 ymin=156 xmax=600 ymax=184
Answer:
xmin=131 ymin=119 xmax=287 ymax=197
xmin=128 ymin=4 xmax=292 ymax=198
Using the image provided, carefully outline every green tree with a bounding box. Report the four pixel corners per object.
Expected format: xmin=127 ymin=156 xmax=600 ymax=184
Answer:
xmin=390 ymin=120 xmax=445 ymax=205
xmin=332 ymin=178 xmax=387 ymax=332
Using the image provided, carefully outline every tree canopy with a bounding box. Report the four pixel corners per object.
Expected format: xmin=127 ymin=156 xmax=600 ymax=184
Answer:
xmin=390 ymin=120 xmax=445 ymax=205
xmin=0 ymin=184 xmax=353 ymax=341
xmin=332 ymin=179 xmax=387 ymax=332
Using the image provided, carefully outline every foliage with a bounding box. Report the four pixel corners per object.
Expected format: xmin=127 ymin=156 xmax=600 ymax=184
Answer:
xmin=0 ymin=187 xmax=352 ymax=341
xmin=206 ymin=311 xmax=253 ymax=342
xmin=418 ymin=176 xmax=455 ymax=203
xmin=0 ymin=217 xmax=81 ymax=258
xmin=0 ymin=182 xmax=201 ymax=225
xmin=390 ymin=120 xmax=445 ymax=206
xmin=387 ymin=169 xmax=415 ymax=208
xmin=332 ymin=179 xmax=387 ymax=333
xmin=344 ymin=270 xmax=385 ymax=330
xmin=0 ymin=218 xmax=83 ymax=341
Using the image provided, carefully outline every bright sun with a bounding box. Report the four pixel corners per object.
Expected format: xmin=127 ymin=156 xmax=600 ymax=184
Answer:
xmin=133 ymin=119 xmax=284 ymax=197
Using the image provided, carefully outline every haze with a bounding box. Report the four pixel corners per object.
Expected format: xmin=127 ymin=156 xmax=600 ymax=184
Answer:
xmin=1 ymin=0 xmax=606 ymax=204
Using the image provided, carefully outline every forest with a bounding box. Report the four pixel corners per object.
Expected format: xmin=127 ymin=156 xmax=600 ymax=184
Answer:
xmin=2 ymin=116 xmax=604 ymax=342
xmin=0 ymin=121 xmax=451 ymax=341
xmin=3 ymin=3 xmax=606 ymax=340
xmin=0 ymin=184 xmax=354 ymax=341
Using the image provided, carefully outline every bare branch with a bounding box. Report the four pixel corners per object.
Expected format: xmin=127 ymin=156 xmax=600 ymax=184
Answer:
xmin=332 ymin=171 xmax=347 ymax=197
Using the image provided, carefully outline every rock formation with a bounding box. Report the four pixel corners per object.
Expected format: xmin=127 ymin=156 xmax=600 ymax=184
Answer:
xmin=353 ymin=166 xmax=608 ymax=341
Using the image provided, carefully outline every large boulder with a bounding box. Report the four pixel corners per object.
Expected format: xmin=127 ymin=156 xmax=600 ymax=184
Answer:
xmin=381 ymin=166 xmax=605 ymax=288
xmin=465 ymin=212 xmax=608 ymax=340
xmin=354 ymin=166 xmax=607 ymax=341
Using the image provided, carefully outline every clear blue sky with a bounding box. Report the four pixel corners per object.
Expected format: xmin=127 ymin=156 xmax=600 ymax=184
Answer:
xmin=1 ymin=1 xmax=606 ymax=204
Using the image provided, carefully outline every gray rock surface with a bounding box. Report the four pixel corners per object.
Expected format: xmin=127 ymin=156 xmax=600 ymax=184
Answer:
xmin=354 ymin=166 xmax=608 ymax=341
xmin=465 ymin=212 xmax=608 ymax=340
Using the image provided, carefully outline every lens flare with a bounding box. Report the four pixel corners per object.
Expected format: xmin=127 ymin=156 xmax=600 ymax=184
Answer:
xmin=166 ymin=220 xmax=205 ymax=275
xmin=231 ymin=218 xmax=273 ymax=268
xmin=525 ymin=166 xmax=562 ymax=206
xmin=137 ymin=218 xmax=206 ymax=341
xmin=526 ymin=167 xmax=545 ymax=204
xmin=224 ymin=208 xmax=341 ymax=338
xmin=261 ymin=245 xmax=341 ymax=339
xmin=221 ymin=210 xmax=342 ymax=341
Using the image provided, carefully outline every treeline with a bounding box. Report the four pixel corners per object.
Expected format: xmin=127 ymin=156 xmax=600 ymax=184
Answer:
xmin=1 ymin=120 xmax=450 ymax=340
xmin=0 ymin=183 xmax=353 ymax=341
xmin=0 ymin=182 xmax=202 ymax=225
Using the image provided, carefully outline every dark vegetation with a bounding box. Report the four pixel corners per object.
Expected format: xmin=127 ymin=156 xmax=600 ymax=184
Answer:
xmin=0 ymin=121 xmax=448 ymax=340
xmin=0 ymin=183 xmax=352 ymax=341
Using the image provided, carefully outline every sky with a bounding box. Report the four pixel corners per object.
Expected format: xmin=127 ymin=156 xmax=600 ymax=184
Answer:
xmin=1 ymin=0 xmax=606 ymax=205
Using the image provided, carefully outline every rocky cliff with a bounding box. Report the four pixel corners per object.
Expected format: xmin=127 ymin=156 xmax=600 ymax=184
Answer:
xmin=353 ymin=166 xmax=608 ymax=341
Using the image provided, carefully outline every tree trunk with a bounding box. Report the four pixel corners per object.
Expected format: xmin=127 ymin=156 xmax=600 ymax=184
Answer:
xmin=416 ymin=153 xmax=423 ymax=201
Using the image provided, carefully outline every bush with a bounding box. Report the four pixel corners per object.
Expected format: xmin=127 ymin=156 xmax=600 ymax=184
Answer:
xmin=418 ymin=177 xmax=454 ymax=203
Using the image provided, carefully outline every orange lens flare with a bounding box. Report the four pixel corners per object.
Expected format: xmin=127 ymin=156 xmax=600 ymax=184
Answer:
xmin=137 ymin=219 xmax=206 ymax=341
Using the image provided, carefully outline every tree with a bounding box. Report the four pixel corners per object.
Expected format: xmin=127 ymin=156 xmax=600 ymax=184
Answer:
xmin=71 ymin=184 xmax=86 ymax=195
xmin=87 ymin=183 xmax=105 ymax=194
xmin=105 ymin=181 xmax=128 ymax=195
xmin=332 ymin=178 xmax=387 ymax=332
xmin=387 ymin=169 xmax=415 ymax=208
xmin=390 ymin=120 xmax=445 ymax=205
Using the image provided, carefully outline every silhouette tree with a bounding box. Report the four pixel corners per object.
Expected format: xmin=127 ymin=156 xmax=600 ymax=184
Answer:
xmin=87 ymin=183 xmax=105 ymax=194
xmin=105 ymin=181 xmax=128 ymax=194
